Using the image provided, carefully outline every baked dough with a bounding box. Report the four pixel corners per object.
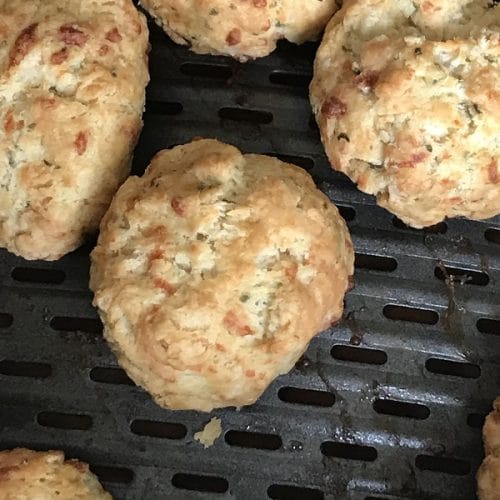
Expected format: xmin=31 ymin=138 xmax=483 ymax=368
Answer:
xmin=0 ymin=0 xmax=149 ymax=260
xmin=0 ymin=448 xmax=111 ymax=499
xmin=478 ymin=398 xmax=500 ymax=500
xmin=310 ymin=0 xmax=500 ymax=228
xmin=140 ymin=0 xmax=339 ymax=61
xmin=90 ymin=139 xmax=354 ymax=411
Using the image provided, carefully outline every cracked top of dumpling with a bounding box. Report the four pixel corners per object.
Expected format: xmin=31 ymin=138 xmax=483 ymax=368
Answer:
xmin=310 ymin=0 xmax=500 ymax=228
xmin=90 ymin=138 xmax=354 ymax=411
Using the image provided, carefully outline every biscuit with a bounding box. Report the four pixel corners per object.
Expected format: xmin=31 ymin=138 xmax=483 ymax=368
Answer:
xmin=90 ymin=139 xmax=354 ymax=411
xmin=478 ymin=398 xmax=500 ymax=500
xmin=140 ymin=0 xmax=339 ymax=61
xmin=310 ymin=0 xmax=500 ymax=228
xmin=0 ymin=448 xmax=111 ymax=499
xmin=0 ymin=0 xmax=149 ymax=260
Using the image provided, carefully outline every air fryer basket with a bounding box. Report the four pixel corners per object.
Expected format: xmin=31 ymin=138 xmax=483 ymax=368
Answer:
xmin=0 ymin=16 xmax=499 ymax=500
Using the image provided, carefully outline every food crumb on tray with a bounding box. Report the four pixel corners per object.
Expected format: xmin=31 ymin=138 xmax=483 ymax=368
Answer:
xmin=194 ymin=417 xmax=222 ymax=448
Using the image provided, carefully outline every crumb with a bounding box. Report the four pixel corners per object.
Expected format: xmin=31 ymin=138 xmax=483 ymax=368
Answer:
xmin=194 ymin=417 xmax=222 ymax=448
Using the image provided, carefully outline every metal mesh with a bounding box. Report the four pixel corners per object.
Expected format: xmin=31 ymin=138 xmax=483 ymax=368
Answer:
xmin=0 ymin=17 xmax=499 ymax=500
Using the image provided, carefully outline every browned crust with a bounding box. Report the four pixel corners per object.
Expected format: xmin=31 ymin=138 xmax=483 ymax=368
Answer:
xmin=0 ymin=448 xmax=111 ymax=498
xmin=310 ymin=0 xmax=500 ymax=228
xmin=90 ymin=139 xmax=354 ymax=411
xmin=0 ymin=0 xmax=150 ymax=260
xmin=140 ymin=0 xmax=339 ymax=61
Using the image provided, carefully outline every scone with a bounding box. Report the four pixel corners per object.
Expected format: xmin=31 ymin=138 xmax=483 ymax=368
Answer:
xmin=90 ymin=139 xmax=354 ymax=411
xmin=310 ymin=0 xmax=500 ymax=228
xmin=478 ymin=398 xmax=500 ymax=500
xmin=140 ymin=0 xmax=339 ymax=61
xmin=0 ymin=0 xmax=149 ymax=260
xmin=0 ymin=448 xmax=111 ymax=499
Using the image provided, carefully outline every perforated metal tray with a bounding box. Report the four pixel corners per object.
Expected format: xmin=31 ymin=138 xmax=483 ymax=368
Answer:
xmin=1 ymin=15 xmax=499 ymax=500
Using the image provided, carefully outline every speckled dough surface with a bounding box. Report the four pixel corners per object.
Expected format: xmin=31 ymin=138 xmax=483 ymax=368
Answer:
xmin=310 ymin=0 xmax=500 ymax=228
xmin=0 ymin=0 xmax=149 ymax=260
xmin=478 ymin=398 xmax=500 ymax=500
xmin=0 ymin=448 xmax=112 ymax=499
xmin=90 ymin=139 xmax=354 ymax=411
xmin=140 ymin=0 xmax=339 ymax=61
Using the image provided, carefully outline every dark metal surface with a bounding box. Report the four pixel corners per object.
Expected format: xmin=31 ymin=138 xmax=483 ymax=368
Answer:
xmin=1 ymin=16 xmax=499 ymax=500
